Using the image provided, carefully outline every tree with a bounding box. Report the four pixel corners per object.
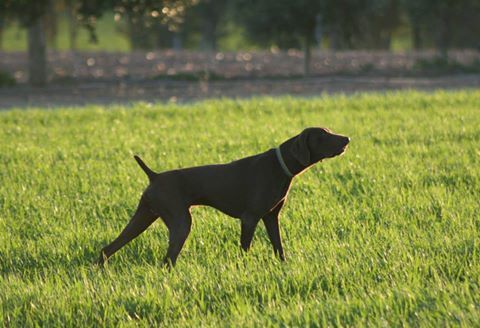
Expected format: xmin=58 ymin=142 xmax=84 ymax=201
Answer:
xmin=0 ymin=0 xmax=195 ymax=84
xmin=65 ymin=0 xmax=79 ymax=51
xmin=235 ymin=0 xmax=322 ymax=76
xmin=195 ymin=0 xmax=228 ymax=51
xmin=77 ymin=0 xmax=195 ymax=49
xmin=0 ymin=3 xmax=5 ymax=51
xmin=401 ymin=0 xmax=480 ymax=55
xmin=401 ymin=0 xmax=430 ymax=49
xmin=1 ymin=0 xmax=50 ymax=86
xmin=322 ymin=0 xmax=363 ymax=49
xmin=359 ymin=0 xmax=400 ymax=49
xmin=233 ymin=0 xmax=403 ymax=74
xmin=0 ymin=12 xmax=4 ymax=50
xmin=321 ymin=0 xmax=403 ymax=50
xmin=44 ymin=0 xmax=59 ymax=49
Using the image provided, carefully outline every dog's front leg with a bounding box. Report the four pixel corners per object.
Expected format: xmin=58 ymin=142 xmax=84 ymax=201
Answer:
xmin=240 ymin=215 xmax=260 ymax=252
xmin=262 ymin=201 xmax=285 ymax=261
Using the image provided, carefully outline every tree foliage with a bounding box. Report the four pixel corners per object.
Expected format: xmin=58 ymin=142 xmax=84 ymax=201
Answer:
xmin=77 ymin=0 xmax=196 ymax=43
xmin=234 ymin=0 xmax=321 ymax=49
xmin=0 ymin=0 xmax=51 ymax=26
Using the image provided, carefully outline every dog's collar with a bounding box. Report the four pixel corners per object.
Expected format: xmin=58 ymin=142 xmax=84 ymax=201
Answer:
xmin=275 ymin=147 xmax=293 ymax=178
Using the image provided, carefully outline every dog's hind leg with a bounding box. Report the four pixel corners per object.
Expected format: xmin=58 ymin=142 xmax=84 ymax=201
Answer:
xmin=161 ymin=210 xmax=192 ymax=267
xmin=98 ymin=196 xmax=158 ymax=266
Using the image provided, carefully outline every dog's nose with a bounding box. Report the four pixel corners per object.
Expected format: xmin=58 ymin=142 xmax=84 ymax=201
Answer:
xmin=344 ymin=136 xmax=350 ymax=145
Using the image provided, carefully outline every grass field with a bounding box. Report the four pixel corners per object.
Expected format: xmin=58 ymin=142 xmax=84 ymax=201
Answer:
xmin=1 ymin=90 xmax=479 ymax=326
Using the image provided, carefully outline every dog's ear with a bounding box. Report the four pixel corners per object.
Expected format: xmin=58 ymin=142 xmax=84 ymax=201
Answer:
xmin=290 ymin=130 xmax=311 ymax=166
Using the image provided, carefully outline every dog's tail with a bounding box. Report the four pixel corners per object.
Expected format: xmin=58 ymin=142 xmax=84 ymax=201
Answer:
xmin=134 ymin=155 xmax=156 ymax=182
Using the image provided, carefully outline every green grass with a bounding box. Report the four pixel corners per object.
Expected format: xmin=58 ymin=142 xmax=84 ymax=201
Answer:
xmin=1 ymin=90 xmax=479 ymax=326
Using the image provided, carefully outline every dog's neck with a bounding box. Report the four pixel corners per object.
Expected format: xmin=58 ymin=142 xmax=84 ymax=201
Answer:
xmin=278 ymin=139 xmax=310 ymax=178
xmin=275 ymin=147 xmax=294 ymax=178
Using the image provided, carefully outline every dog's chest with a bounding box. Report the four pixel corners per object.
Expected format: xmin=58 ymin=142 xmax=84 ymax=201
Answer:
xmin=247 ymin=176 xmax=292 ymax=216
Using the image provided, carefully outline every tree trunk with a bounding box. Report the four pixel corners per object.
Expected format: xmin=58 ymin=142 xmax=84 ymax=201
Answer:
xmin=127 ymin=14 xmax=153 ymax=50
xmin=28 ymin=17 xmax=47 ymax=86
xmin=412 ymin=21 xmax=422 ymax=50
xmin=66 ymin=0 xmax=78 ymax=51
xmin=314 ymin=14 xmax=323 ymax=47
xmin=44 ymin=0 xmax=58 ymax=49
xmin=0 ymin=16 xmax=4 ymax=51
xmin=328 ymin=23 xmax=347 ymax=50
xmin=436 ymin=11 xmax=451 ymax=59
xmin=172 ymin=32 xmax=182 ymax=51
xmin=303 ymin=35 xmax=312 ymax=77
xmin=128 ymin=18 xmax=142 ymax=49
xmin=380 ymin=32 xmax=392 ymax=50
xmin=201 ymin=17 xmax=217 ymax=51
xmin=329 ymin=29 xmax=339 ymax=50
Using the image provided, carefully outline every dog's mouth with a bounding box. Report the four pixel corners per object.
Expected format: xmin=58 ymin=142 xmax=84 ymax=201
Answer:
xmin=340 ymin=138 xmax=350 ymax=152
xmin=336 ymin=137 xmax=350 ymax=156
xmin=335 ymin=144 xmax=348 ymax=156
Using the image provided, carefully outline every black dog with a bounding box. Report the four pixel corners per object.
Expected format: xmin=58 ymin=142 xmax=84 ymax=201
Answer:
xmin=98 ymin=128 xmax=349 ymax=266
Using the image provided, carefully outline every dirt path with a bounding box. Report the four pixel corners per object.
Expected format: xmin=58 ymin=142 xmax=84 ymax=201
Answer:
xmin=2 ymin=50 xmax=480 ymax=82
xmin=1 ymin=74 xmax=479 ymax=109
xmin=1 ymin=50 xmax=480 ymax=109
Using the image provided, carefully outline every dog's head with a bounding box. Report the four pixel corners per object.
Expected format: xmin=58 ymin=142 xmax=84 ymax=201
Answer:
xmin=290 ymin=127 xmax=350 ymax=166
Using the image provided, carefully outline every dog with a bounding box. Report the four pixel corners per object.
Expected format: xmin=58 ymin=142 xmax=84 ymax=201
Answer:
xmin=98 ymin=127 xmax=349 ymax=267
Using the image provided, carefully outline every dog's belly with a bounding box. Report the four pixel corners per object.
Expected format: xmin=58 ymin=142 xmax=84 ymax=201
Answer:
xmin=179 ymin=156 xmax=291 ymax=219
xmin=193 ymin=179 xmax=290 ymax=219
xmin=190 ymin=184 xmax=250 ymax=219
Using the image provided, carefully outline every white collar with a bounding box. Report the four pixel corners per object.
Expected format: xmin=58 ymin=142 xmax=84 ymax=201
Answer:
xmin=275 ymin=147 xmax=293 ymax=178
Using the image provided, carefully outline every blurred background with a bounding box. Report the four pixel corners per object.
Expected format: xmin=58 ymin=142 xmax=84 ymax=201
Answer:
xmin=1 ymin=0 xmax=479 ymax=106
